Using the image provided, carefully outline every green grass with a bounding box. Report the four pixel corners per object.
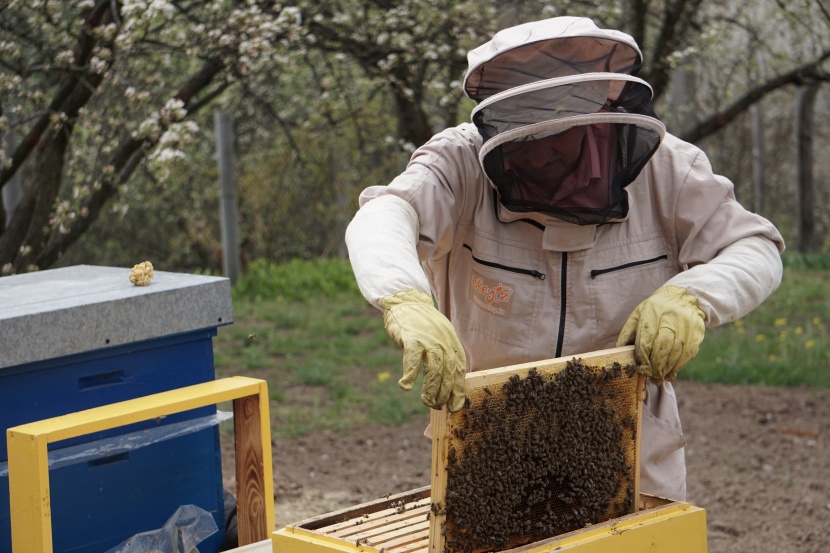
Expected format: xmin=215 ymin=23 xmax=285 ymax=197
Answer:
xmin=215 ymin=255 xmax=830 ymax=438
xmin=231 ymin=258 xmax=361 ymax=302
xmin=214 ymin=277 xmax=426 ymax=438
xmin=681 ymin=258 xmax=830 ymax=386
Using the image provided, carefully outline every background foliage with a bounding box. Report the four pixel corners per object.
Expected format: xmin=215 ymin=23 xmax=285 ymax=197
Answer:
xmin=1 ymin=1 xmax=829 ymax=274
xmin=216 ymin=255 xmax=830 ymax=437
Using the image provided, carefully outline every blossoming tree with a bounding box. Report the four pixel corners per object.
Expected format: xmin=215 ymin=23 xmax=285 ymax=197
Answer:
xmin=0 ymin=0 xmax=301 ymax=273
xmin=1 ymin=1 xmax=828 ymax=273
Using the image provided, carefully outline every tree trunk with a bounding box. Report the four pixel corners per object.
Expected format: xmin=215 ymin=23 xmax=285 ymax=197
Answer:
xmin=795 ymin=83 xmax=819 ymax=253
xmin=668 ymin=54 xmax=696 ymax=137
xmin=751 ymin=102 xmax=765 ymax=215
xmin=0 ymin=1 xmax=114 ymax=271
xmin=2 ymin=120 xmax=23 ymax=230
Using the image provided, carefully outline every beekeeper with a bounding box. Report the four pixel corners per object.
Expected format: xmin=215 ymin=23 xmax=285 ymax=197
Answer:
xmin=345 ymin=16 xmax=784 ymax=500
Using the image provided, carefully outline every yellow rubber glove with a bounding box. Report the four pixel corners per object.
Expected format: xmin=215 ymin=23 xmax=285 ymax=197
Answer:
xmin=380 ymin=289 xmax=467 ymax=412
xmin=616 ymin=285 xmax=706 ymax=385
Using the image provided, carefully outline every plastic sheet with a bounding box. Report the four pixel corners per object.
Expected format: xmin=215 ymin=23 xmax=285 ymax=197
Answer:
xmin=0 ymin=411 xmax=233 ymax=477
xmin=103 ymin=504 xmax=218 ymax=553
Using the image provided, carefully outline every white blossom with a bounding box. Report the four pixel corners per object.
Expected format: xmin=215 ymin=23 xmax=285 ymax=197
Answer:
xmin=89 ymin=56 xmax=108 ymax=74
xmin=135 ymin=116 xmax=161 ymax=140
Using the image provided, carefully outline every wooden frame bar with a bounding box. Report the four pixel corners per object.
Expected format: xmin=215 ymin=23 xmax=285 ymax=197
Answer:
xmin=7 ymin=376 xmax=275 ymax=553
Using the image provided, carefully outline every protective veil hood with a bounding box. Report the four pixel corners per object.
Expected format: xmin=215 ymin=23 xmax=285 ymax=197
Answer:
xmin=465 ymin=17 xmax=665 ymax=225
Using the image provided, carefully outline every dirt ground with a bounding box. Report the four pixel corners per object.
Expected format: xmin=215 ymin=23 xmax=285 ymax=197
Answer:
xmin=223 ymin=381 xmax=829 ymax=552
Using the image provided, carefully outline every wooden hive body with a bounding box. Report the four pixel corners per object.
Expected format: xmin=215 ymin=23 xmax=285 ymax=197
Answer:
xmin=271 ymin=346 xmax=706 ymax=553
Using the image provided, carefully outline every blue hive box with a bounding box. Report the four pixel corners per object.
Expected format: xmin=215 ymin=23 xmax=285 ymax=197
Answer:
xmin=0 ymin=265 xmax=235 ymax=553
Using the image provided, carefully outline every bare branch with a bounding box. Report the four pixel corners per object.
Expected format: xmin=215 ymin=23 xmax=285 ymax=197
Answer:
xmin=187 ymin=81 xmax=231 ymax=114
xmin=814 ymin=0 xmax=830 ymax=26
xmin=680 ymin=50 xmax=830 ymax=144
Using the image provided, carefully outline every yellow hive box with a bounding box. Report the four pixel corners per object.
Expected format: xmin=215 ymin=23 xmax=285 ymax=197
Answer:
xmin=273 ymin=347 xmax=707 ymax=553
xmin=271 ymin=488 xmax=706 ymax=553
xmin=7 ymin=377 xmax=275 ymax=553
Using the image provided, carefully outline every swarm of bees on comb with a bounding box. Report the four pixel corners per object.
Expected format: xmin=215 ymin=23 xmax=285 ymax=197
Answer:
xmin=440 ymin=359 xmax=640 ymax=553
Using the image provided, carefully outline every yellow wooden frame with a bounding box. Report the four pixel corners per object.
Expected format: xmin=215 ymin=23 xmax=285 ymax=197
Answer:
xmin=271 ymin=493 xmax=708 ymax=553
xmin=429 ymin=346 xmax=644 ymax=553
xmin=6 ymin=376 xmax=275 ymax=553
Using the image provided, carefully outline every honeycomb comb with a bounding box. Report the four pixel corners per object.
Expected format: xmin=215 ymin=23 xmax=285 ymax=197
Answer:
xmin=428 ymin=346 xmax=645 ymax=553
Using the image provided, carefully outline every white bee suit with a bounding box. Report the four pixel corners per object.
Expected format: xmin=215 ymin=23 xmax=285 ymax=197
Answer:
xmin=346 ymin=17 xmax=784 ymax=501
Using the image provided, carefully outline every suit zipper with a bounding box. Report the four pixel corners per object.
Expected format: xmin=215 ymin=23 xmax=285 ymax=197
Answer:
xmin=463 ymin=244 xmax=546 ymax=280
xmin=589 ymin=254 xmax=668 ymax=279
xmin=555 ymin=252 xmax=567 ymax=358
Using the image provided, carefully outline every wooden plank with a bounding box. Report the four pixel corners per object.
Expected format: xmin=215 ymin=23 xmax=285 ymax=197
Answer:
xmin=329 ymin=504 xmax=430 ymax=539
xmin=464 ymin=346 xmax=637 ymax=388
xmin=427 ymin=405 xmax=449 ymax=553
xmin=272 ymin=527 xmax=382 ymax=553
xmin=346 ymin=515 xmax=429 ymax=545
xmin=294 ymin=487 xmax=431 ymax=532
xmin=349 ymin=519 xmax=429 ymax=548
xmin=270 ymin=494 xmax=699 ymax=553
xmin=505 ymin=501 xmax=706 ymax=553
xmin=6 ymin=432 xmax=52 ymax=553
xmin=235 ymin=391 xmax=273 ymax=545
xmin=277 ymin=482 xmax=433 ymax=553
xmin=373 ymin=527 xmax=430 ymax=548
xmin=391 ymin=539 xmax=429 ymax=553
xmin=633 ymin=374 xmax=646 ymax=514
xmin=9 ymin=377 xmax=263 ymax=442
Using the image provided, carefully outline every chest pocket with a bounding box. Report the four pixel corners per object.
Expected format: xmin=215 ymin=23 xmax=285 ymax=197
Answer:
xmin=587 ymin=236 xmax=676 ymax=346
xmin=452 ymin=241 xmax=546 ymax=350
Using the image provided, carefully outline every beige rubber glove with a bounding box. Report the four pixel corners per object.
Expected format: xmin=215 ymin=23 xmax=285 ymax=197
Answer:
xmin=380 ymin=289 xmax=467 ymax=412
xmin=616 ymin=285 xmax=706 ymax=385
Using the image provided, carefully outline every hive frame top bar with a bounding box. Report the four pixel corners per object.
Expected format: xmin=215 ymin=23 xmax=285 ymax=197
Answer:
xmin=460 ymin=346 xmax=639 ymax=387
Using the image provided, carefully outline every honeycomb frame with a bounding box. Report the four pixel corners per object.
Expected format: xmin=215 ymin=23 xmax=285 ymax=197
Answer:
xmin=428 ymin=346 xmax=645 ymax=553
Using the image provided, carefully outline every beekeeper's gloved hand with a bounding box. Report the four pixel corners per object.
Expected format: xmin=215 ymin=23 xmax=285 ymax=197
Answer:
xmin=380 ymin=289 xmax=467 ymax=412
xmin=616 ymin=286 xmax=706 ymax=385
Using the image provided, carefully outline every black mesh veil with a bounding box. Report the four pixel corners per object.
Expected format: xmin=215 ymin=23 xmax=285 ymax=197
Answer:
xmin=472 ymin=74 xmax=665 ymax=225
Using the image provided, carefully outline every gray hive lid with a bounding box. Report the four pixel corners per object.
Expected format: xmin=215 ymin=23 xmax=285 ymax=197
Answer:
xmin=0 ymin=265 xmax=234 ymax=370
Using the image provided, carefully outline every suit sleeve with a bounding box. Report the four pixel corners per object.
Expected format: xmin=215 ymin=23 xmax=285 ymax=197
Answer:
xmin=345 ymin=194 xmax=431 ymax=308
xmin=345 ymin=127 xmax=480 ymax=308
xmin=661 ymin=145 xmax=785 ymax=326
xmin=665 ymin=234 xmax=783 ymax=326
